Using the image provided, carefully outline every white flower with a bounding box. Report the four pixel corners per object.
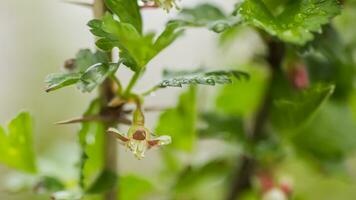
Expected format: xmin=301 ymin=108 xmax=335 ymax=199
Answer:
xmin=107 ymin=126 xmax=171 ymax=159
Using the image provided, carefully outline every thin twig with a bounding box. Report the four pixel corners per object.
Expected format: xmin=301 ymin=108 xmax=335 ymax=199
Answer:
xmin=55 ymin=115 xmax=131 ymax=125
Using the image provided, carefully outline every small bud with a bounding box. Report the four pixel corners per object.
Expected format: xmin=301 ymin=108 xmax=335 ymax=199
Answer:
xmin=63 ymin=59 xmax=76 ymax=71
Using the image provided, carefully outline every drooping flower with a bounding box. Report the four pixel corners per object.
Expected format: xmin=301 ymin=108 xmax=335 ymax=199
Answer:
xmin=107 ymin=126 xmax=171 ymax=159
xmin=107 ymin=106 xmax=171 ymax=159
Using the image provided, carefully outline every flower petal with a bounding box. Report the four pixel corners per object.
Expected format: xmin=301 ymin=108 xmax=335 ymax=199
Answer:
xmin=107 ymin=128 xmax=129 ymax=142
xmin=148 ymin=135 xmax=171 ymax=147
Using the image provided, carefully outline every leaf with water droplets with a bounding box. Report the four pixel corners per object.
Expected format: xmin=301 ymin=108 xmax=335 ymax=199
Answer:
xmin=158 ymin=69 xmax=249 ymax=88
xmin=236 ymin=0 xmax=341 ymax=45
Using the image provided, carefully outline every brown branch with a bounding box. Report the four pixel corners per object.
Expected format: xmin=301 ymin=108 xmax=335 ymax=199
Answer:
xmin=226 ymin=40 xmax=285 ymax=200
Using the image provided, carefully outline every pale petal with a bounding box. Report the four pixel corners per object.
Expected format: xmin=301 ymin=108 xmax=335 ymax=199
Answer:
xmin=107 ymin=128 xmax=129 ymax=142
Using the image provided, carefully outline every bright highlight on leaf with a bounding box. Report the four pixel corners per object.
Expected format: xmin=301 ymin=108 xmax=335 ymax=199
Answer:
xmin=0 ymin=112 xmax=36 ymax=173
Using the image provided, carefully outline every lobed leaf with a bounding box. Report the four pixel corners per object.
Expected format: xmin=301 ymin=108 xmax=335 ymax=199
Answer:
xmin=88 ymin=13 xmax=185 ymax=71
xmin=236 ymin=0 xmax=341 ymax=45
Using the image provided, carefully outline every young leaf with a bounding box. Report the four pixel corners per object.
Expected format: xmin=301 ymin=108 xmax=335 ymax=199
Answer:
xmin=45 ymin=49 xmax=118 ymax=93
xmin=0 ymin=112 xmax=37 ymax=173
xmin=236 ymin=0 xmax=341 ymax=45
xmin=158 ymin=69 xmax=249 ymax=88
xmin=78 ymin=100 xmax=105 ymax=190
xmin=105 ymin=0 xmax=142 ymax=33
xmin=171 ymin=3 xmax=241 ymax=33
xmin=155 ymin=87 xmax=197 ymax=151
xmin=270 ymin=84 xmax=334 ymax=130
xmin=88 ymin=14 xmax=184 ymax=71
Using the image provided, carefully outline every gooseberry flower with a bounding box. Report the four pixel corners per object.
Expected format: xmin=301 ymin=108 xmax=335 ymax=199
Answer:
xmin=107 ymin=106 xmax=171 ymax=159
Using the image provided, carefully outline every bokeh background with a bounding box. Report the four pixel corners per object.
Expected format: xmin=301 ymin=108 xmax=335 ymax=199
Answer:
xmin=1 ymin=0 xmax=356 ymax=199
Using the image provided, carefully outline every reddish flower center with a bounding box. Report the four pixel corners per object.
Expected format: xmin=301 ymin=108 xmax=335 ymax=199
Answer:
xmin=132 ymin=129 xmax=146 ymax=140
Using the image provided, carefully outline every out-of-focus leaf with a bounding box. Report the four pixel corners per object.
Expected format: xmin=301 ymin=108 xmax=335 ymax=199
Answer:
xmin=158 ymin=69 xmax=249 ymax=88
xmin=270 ymin=84 xmax=334 ymax=130
xmin=304 ymin=26 xmax=355 ymax=99
xmin=173 ymin=160 xmax=231 ymax=200
xmin=119 ymin=175 xmax=155 ymax=200
xmin=155 ymin=87 xmax=197 ymax=151
xmin=79 ymin=100 xmax=105 ymax=190
xmin=199 ymin=112 xmax=244 ymax=141
xmin=105 ymin=0 xmax=142 ymax=33
xmin=34 ymin=176 xmax=65 ymax=194
xmin=292 ymin=102 xmax=356 ymax=164
xmin=236 ymin=0 xmax=341 ymax=45
xmin=85 ymin=170 xmax=117 ymax=194
xmin=0 ymin=112 xmax=36 ymax=173
xmin=45 ymin=49 xmax=118 ymax=93
xmin=216 ymin=65 xmax=268 ymax=117
xmin=171 ymin=3 xmax=241 ymax=33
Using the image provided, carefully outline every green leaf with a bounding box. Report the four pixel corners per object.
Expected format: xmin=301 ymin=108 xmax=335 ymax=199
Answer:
xmin=88 ymin=14 xmax=184 ymax=71
xmin=85 ymin=170 xmax=117 ymax=194
xmin=158 ymin=69 xmax=249 ymax=88
xmin=171 ymin=3 xmax=241 ymax=33
xmin=45 ymin=49 xmax=117 ymax=93
xmin=216 ymin=65 xmax=268 ymax=117
xmin=270 ymin=84 xmax=334 ymax=130
xmin=304 ymin=26 xmax=355 ymax=99
xmin=153 ymin=21 xmax=185 ymax=53
xmin=45 ymin=73 xmax=81 ymax=92
xmin=79 ymin=100 xmax=105 ymax=190
xmin=119 ymin=175 xmax=155 ymax=200
xmin=236 ymin=0 xmax=341 ymax=45
xmin=199 ymin=113 xmax=244 ymax=141
xmin=155 ymin=87 xmax=197 ymax=151
xmin=292 ymin=102 xmax=356 ymax=163
xmin=105 ymin=0 xmax=142 ymax=33
xmin=0 ymin=112 xmax=37 ymax=173
xmin=77 ymin=63 xmax=119 ymax=93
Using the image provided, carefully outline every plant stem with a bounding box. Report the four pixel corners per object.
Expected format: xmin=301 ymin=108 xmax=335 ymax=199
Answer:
xmin=226 ymin=40 xmax=285 ymax=200
xmin=141 ymin=85 xmax=160 ymax=96
xmin=111 ymin=75 xmax=123 ymax=95
xmin=124 ymin=71 xmax=141 ymax=97
xmin=93 ymin=1 xmax=118 ymax=200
